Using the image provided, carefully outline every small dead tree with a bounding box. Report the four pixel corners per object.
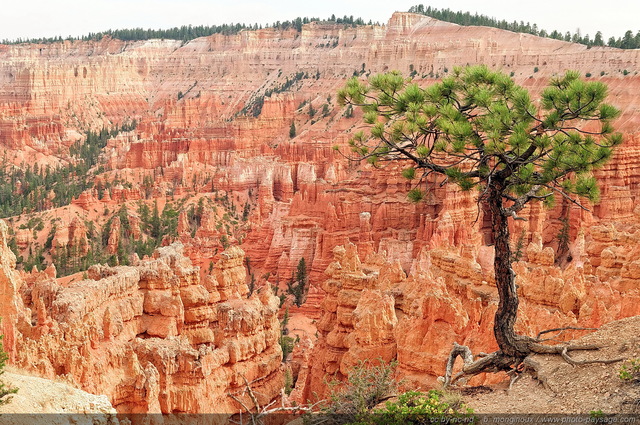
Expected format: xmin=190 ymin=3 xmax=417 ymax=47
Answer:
xmin=228 ymin=375 xmax=323 ymax=425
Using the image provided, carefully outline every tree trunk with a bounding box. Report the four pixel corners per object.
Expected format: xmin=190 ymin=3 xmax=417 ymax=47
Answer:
xmin=488 ymin=184 xmax=529 ymax=358
xmin=444 ymin=185 xmax=619 ymax=385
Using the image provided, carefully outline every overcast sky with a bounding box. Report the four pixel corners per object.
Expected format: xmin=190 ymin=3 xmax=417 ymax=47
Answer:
xmin=1 ymin=0 xmax=638 ymax=42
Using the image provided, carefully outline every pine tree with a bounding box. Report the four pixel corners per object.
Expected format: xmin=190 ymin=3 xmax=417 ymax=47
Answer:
xmin=338 ymin=65 xmax=622 ymax=381
xmin=295 ymin=257 xmax=307 ymax=288
xmin=286 ymin=257 xmax=309 ymax=306
xmin=150 ymin=201 xmax=161 ymax=240
xmin=594 ymin=31 xmax=604 ymax=46
xmin=289 ymin=121 xmax=297 ymax=138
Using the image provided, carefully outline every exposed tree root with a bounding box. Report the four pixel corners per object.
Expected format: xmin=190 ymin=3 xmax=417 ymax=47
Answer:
xmin=520 ymin=356 xmax=551 ymax=390
xmin=443 ymin=342 xmax=518 ymax=387
xmin=535 ymin=326 xmax=598 ymax=342
xmin=507 ymin=370 xmax=523 ymax=392
xmin=558 ymin=346 xmax=623 ymax=366
xmin=443 ymin=334 xmax=624 ymax=388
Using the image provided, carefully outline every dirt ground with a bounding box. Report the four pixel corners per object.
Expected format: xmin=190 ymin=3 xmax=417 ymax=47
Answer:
xmin=463 ymin=316 xmax=640 ymax=414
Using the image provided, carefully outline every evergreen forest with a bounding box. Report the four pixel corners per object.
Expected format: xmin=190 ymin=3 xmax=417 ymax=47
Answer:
xmin=409 ymin=4 xmax=640 ymax=49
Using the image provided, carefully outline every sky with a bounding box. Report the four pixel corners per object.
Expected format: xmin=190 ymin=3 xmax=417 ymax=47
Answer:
xmin=1 ymin=0 xmax=638 ymax=42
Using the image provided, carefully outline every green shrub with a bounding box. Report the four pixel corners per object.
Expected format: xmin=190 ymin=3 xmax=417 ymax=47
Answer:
xmin=279 ymin=335 xmax=295 ymax=362
xmin=284 ymin=369 xmax=294 ymax=396
xmin=351 ymin=390 xmax=473 ymax=424
xmin=324 ymin=359 xmax=398 ymax=423
xmin=619 ymin=358 xmax=640 ymax=382
xmin=321 ymin=358 xmax=473 ymax=424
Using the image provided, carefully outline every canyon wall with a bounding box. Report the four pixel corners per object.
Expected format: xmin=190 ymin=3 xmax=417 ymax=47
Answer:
xmin=2 ymin=13 xmax=640 ymax=283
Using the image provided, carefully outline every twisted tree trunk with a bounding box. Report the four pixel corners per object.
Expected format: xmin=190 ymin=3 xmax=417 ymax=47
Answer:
xmin=487 ymin=183 xmax=530 ymax=358
xmin=444 ymin=184 xmax=623 ymax=387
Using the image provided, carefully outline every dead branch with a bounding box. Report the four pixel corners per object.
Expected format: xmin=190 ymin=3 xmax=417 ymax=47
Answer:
xmin=228 ymin=373 xmax=326 ymax=425
xmin=443 ymin=343 xmax=510 ymax=387
xmin=243 ymin=376 xmax=262 ymax=413
xmin=444 ymin=342 xmax=474 ymax=387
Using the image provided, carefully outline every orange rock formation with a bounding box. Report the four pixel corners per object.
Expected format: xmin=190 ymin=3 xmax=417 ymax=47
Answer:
xmin=0 ymin=220 xmax=283 ymax=416
xmin=2 ymin=13 xmax=640 ymax=283
xmin=300 ymin=228 xmax=640 ymax=399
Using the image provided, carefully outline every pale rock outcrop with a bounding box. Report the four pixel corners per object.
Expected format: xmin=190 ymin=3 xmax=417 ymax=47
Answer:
xmin=0 ymin=368 xmax=116 ymax=421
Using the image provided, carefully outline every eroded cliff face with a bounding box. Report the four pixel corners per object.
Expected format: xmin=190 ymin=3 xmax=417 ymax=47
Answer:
xmin=0 ymin=220 xmax=283 ymax=415
xmin=2 ymin=13 xmax=640 ymax=283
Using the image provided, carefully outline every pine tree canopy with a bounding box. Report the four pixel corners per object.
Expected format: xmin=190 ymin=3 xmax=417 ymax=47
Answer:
xmin=337 ymin=65 xmax=622 ymax=213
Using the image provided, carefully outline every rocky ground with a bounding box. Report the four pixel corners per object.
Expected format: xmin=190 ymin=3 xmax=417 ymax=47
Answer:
xmin=464 ymin=316 xmax=640 ymax=414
